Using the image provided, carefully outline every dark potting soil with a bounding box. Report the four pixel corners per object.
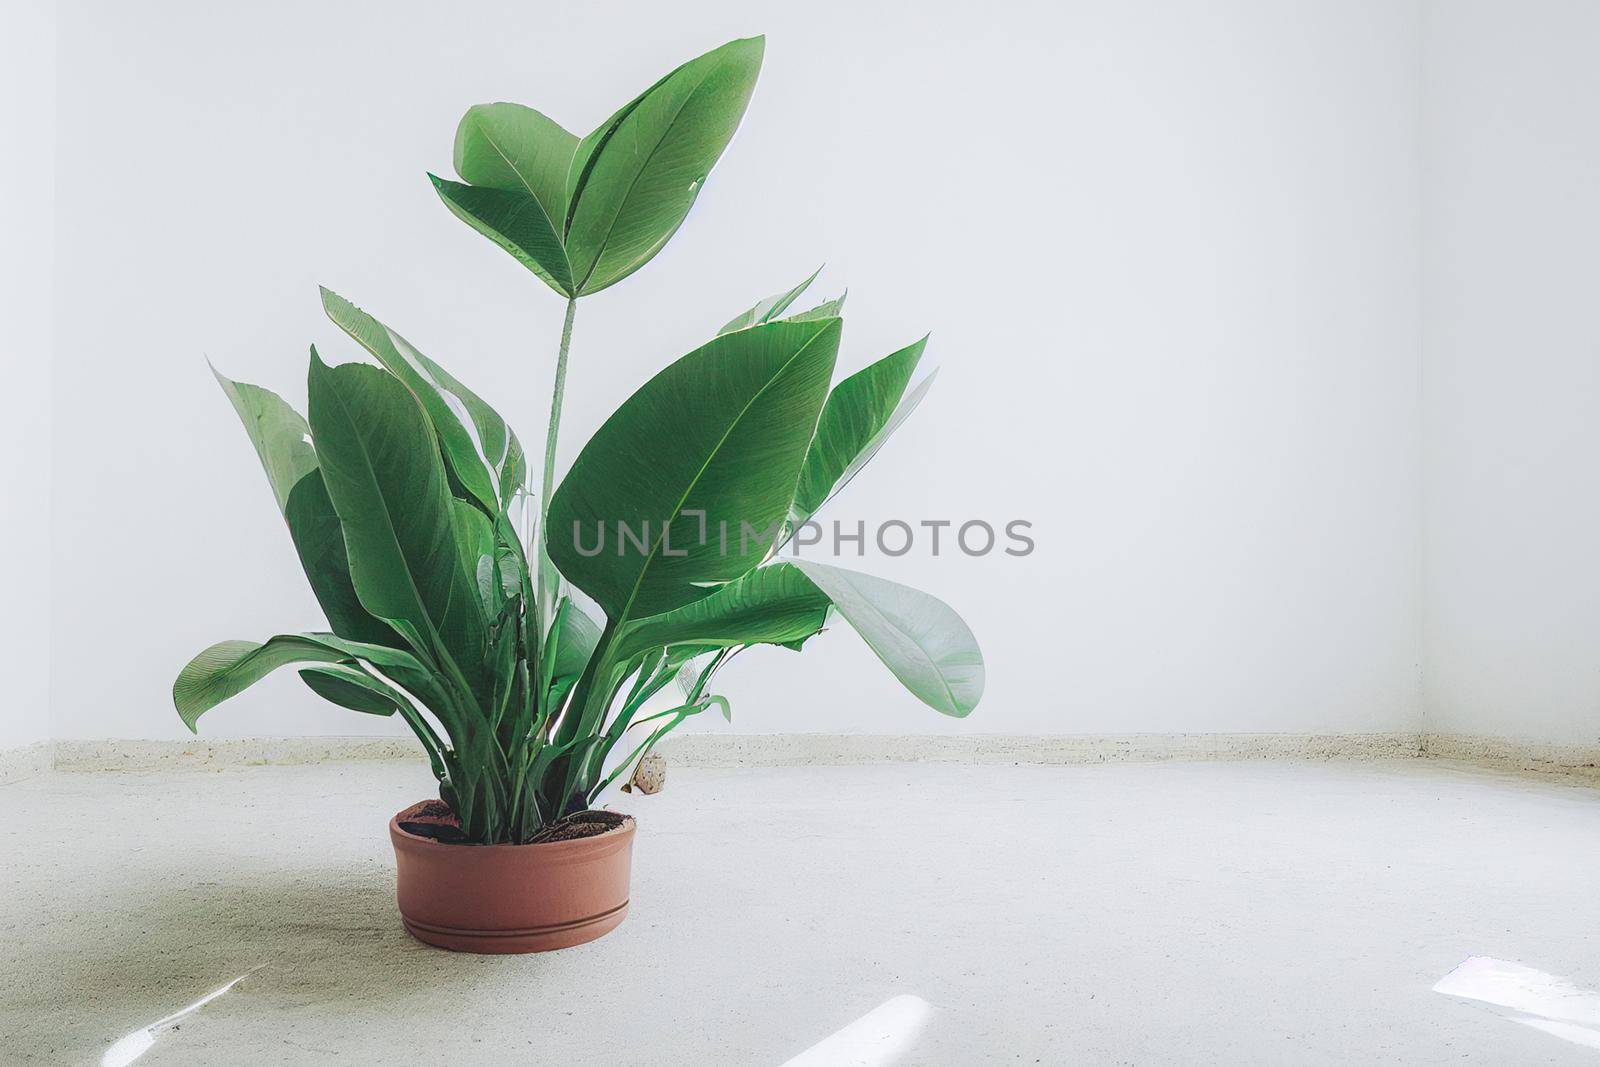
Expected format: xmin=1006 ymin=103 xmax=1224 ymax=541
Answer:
xmin=398 ymin=803 xmax=630 ymax=845
xmin=528 ymin=809 xmax=631 ymax=844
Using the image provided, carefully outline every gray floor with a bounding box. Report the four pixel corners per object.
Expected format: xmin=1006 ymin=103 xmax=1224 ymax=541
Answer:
xmin=2 ymin=759 xmax=1597 ymax=1064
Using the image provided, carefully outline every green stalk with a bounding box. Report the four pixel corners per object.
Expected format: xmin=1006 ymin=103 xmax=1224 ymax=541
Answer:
xmin=537 ymin=296 xmax=579 ymax=625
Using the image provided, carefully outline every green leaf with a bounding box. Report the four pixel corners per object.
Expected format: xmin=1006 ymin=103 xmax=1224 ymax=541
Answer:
xmin=430 ymin=173 xmax=574 ymax=296
xmin=173 ymin=632 xmax=430 ymax=731
xmin=789 ymin=560 xmax=984 ymax=717
xmin=564 ymin=36 xmax=764 ymax=295
xmin=718 ymin=266 xmax=822 ymax=335
xmin=299 ymin=664 xmax=454 ymax=785
xmin=551 ymin=600 xmax=603 ymax=686
xmin=207 ymin=368 xmax=398 ymax=647
xmin=298 ymin=665 xmax=403 ymax=716
xmin=306 ymin=351 xmax=486 ymax=680
xmin=547 ymin=317 xmax=841 ymax=622
xmin=454 ymin=103 xmax=578 ymax=229
xmin=453 ymin=499 xmax=498 ymax=613
xmin=788 ymin=370 xmax=938 ymax=543
xmin=615 ymin=562 xmax=830 ymax=659
xmin=283 ymin=471 xmax=399 ymax=647
xmin=321 ymin=287 xmax=527 ymax=507
xmin=210 ymin=366 xmax=317 ymax=514
xmin=791 ymin=337 xmax=926 ymax=525
xmin=784 ymin=291 xmax=847 ymax=323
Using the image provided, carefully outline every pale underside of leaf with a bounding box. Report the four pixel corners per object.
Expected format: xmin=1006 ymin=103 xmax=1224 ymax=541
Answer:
xmin=789 ymin=559 xmax=984 ymax=717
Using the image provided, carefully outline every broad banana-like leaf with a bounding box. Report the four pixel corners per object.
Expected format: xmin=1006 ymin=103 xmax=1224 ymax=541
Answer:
xmin=718 ymin=266 xmax=821 ymax=335
xmin=173 ymin=632 xmax=431 ymax=730
xmin=551 ymin=600 xmax=603 ymax=686
xmin=476 ymin=550 xmax=524 ymax=615
xmin=791 ymin=337 xmax=926 ymax=526
xmin=211 ymin=366 xmax=317 ymax=513
xmin=298 ymin=664 xmax=452 ymax=784
xmin=453 ymin=103 xmax=578 ymax=229
xmin=564 ymin=37 xmax=763 ymax=295
xmin=792 ymin=369 xmax=938 ymax=531
xmin=307 ymin=352 xmax=486 ymax=679
xmin=430 ymin=174 xmax=574 ymax=296
xmin=453 ymin=500 xmax=498 ymax=614
xmin=282 ymin=471 xmax=399 ymax=647
xmin=789 ymin=560 xmax=984 ymax=717
xmin=615 ymin=562 xmax=830 ymax=659
xmin=565 ymin=79 xmax=661 ymax=218
xmin=547 ymin=317 xmax=840 ymax=621
xmin=452 ymin=499 xmax=495 ymax=562
xmin=298 ymin=665 xmax=403 ymax=716
xmin=209 ymin=367 xmax=397 ymax=647
xmin=321 ymin=287 xmax=526 ymax=506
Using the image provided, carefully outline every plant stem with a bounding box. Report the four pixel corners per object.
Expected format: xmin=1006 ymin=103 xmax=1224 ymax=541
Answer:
xmin=537 ymin=296 xmax=579 ymax=624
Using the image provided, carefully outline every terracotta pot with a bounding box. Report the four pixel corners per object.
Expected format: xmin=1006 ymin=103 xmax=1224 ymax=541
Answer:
xmin=389 ymin=802 xmax=636 ymax=953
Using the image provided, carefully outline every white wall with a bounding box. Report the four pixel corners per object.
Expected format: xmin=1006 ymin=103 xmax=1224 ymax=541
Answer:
xmin=48 ymin=0 xmax=1424 ymax=740
xmin=0 ymin=0 xmax=57 ymax=752
xmin=1421 ymin=0 xmax=1600 ymax=745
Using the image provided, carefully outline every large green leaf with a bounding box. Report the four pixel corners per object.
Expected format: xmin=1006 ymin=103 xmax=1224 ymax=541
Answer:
xmin=209 ymin=368 xmax=397 ymax=646
xmin=718 ymin=266 xmax=821 ymax=335
xmin=551 ymin=600 xmax=603 ymax=686
xmin=282 ymin=471 xmax=399 ymax=647
xmin=173 ymin=632 xmax=430 ymax=730
xmin=565 ymin=75 xmax=664 ymax=221
xmin=615 ymin=562 xmax=830 ymax=659
xmin=298 ymin=665 xmax=404 ymax=716
xmin=211 ymin=366 xmax=317 ymax=514
xmin=564 ymin=37 xmax=763 ymax=295
xmin=452 ymin=499 xmax=497 ymax=613
xmin=789 ymin=560 xmax=984 ymax=717
xmin=791 ymin=337 xmax=926 ymax=525
xmin=306 ymin=352 xmax=486 ymax=679
xmin=453 ymin=103 xmax=578 ymax=229
xmin=430 ymin=174 xmax=574 ymax=296
xmin=299 ymin=664 xmax=453 ymax=785
xmin=321 ymin=287 xmax=526 ymax=506
xmin=791 ymin=370 xmax=938 ymax=537
xmin=547 ymin=317 xmax=841 ymax=622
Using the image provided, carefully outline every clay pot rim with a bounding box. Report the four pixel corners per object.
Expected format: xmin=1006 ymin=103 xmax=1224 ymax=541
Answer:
xmin=389 ymin=804 xmax=636 ymax=855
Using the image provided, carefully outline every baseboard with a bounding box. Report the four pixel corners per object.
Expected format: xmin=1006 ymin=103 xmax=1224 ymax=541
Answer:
xmin=656 ymin=731 xmax=1423 ymax=766
xmin=48 ymin=732 xmax=1422 ymax=773
xmin=1422 ymin=734 xmax=1600 ymax=780
xmin=35 ymin=733 xmax=1600 ymax=784
xmin=51 ymin=736 xmax=418 ymax=773
xmin=0 ymin=740 xmax=54 ymax=784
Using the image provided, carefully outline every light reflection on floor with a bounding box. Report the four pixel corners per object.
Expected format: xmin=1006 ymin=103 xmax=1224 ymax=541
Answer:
xmin=100 ymin=974 xmax=250 ymax=1067
xmin=1434 ymin=956 xmax=1600 ymax=1051
xmin=780 ymin=994 xmax=933 ymax=1066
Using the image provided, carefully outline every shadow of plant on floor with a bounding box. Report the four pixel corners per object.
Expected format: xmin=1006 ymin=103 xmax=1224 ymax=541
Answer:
xmin=3 ymin=865 xmax=582 ymax=1064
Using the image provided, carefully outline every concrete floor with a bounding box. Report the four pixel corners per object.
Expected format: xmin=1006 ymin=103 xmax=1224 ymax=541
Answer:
xmin=2 ymin=759 xmax=1597 ymax=1065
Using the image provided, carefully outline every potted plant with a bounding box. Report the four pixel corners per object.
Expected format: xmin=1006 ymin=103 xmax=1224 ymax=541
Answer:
xmin=173 ymin=35 xmax=984 ymax=953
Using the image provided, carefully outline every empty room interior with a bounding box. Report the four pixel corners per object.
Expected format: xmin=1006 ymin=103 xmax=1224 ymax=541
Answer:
xmin=2 ymin=1 xmax=1597 ymax=1063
